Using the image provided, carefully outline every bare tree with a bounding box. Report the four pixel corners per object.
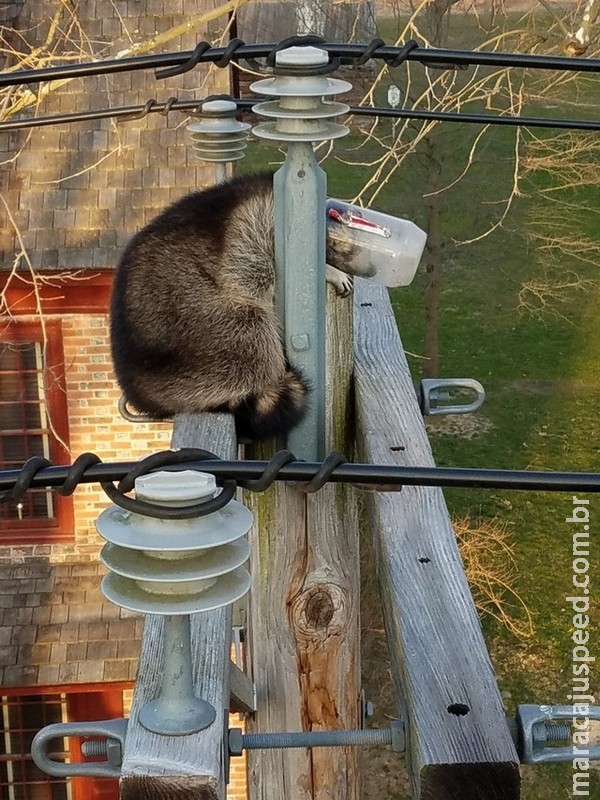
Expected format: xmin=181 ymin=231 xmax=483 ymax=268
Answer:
xmin=345 ymin=0 xmax=600 ymax=374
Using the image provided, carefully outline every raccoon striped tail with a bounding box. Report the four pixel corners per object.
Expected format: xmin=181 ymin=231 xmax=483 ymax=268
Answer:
xmin=234 ymin=364 xmax=309 ymax=440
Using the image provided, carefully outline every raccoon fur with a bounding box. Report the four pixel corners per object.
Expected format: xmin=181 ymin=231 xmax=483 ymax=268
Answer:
xmin=110 ymin=171 xmax=371 ymax=440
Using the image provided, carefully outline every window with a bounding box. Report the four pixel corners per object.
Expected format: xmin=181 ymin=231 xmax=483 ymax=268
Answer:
xmin=0 ymin=689 xmax=125 ymax=800
xmin=0 ymin=693 xmax=69 ymax=800
xmin=0 ymin=321 xmax=72 ymax=541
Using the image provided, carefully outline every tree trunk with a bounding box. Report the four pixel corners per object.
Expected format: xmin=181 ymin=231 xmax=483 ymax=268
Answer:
xmin=423 ymin=137 xmax=443 ymax=379
xmin=421 ymin=0 xmax=456 ymax=379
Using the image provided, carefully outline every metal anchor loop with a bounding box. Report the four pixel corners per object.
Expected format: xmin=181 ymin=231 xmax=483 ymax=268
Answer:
xmin=31 ymin=719 xmax=128 ymax=778
xmin=419 ymin=378 xmax=485 ymax=416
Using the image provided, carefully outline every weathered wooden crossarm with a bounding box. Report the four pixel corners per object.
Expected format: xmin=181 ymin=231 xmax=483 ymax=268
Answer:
xmin=354 ymin=280 xmax=520 ymax=800
xmin=120 ymin=413 xmax=236 ymax=800
xmin=230 ymin=660 xmax=257 ymax=714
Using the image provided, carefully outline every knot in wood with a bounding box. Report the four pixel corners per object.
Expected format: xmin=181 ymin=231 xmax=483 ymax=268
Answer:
xmin=291 ymin=586 xmax=344 ymax=638
xmin=306 ymin=589 xmax=334 ymax=629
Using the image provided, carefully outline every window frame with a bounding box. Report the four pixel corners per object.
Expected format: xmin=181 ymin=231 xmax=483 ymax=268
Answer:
xmin=0 ymin=319 xmax=73 ymax=541
xmin=0 ymin=691 xmax=69 ymax=800
xmin=0 ymin=684 xmax=130 ymax=800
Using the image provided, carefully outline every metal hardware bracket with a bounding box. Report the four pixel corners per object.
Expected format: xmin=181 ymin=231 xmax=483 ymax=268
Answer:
xmin=31 ymin=718 xmax=128 ymax=778
xmin=419 ymin=378 xmax=485 ymax=416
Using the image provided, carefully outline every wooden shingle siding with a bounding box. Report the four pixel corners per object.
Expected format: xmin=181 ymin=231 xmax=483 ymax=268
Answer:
xmin=0 ymin=560 xmax=142 ymax=687
xmin=0 ymin=0 xmax=230 ymax=273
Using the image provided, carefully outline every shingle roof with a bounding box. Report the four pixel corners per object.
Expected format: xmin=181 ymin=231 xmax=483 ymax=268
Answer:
xmin=0 ymin=560 xmax=142 ymax=687
xmin=0 ymin=1 xmax=227 ymax=273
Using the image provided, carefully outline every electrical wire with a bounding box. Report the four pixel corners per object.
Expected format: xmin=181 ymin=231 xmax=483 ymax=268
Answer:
xmin=2 ymin=38 xmax=600 ymax=91
xmin=3 ymin=95 xmax=600 ymax=134
xmin=1 ymin=451 xmax=600 ymax=502
xmin=1 ymin=37 xmax=599 ymax=515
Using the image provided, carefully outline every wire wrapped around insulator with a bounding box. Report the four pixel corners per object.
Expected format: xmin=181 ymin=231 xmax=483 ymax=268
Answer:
xmin=384 ymin=39 xmax=419 ymax=68
xmin=353 ymin=38 xmax=385 ymax=65
xmin=155 ymin=40 xmax=213 ymax=79
xmin=0 ymin=456 xmax=51 ymax=503
xmin=238 ymin=450 xmax=347 ymax=493
xmin=54 ymin=453 xmax=102 ymax=495
xmin=100 ymin=448 xmax=236 ymax=519
xmin=0 ymin=452 xmax=103 ymax=504
xmin=156 ymin=38 xmax=247 ymax=80
xmin=216 ymin=38 xmax=246 ymax=68
xmin=266 ymin=34 xmax=341 ymax=75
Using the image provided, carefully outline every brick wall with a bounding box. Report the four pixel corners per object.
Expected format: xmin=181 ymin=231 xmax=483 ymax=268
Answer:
xmin=0 ymin=312 xmax=172 ymax=564
xmin=62 ymin=313 xmax=173 ymax=555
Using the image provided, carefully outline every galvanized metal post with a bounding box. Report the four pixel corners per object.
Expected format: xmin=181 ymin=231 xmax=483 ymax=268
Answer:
xmin=252 ymin=47 xmax=350 ymax=460
xmin=274 ymin=146 xmax=326 ymax=457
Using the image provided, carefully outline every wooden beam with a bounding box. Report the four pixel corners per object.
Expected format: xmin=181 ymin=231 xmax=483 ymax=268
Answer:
xmin=244 ymin=288 xmax=361 ymax=800
xmin=353 ymin=280 xmax=520 ymax=800
xmin=120 ymin=412 xmax=236 ymax=800
xmin=230 ymin=661 xmax=256 ymax=714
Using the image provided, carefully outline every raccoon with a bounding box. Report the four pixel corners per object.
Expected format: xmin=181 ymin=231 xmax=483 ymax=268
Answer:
xmin=110 ymin=171 xmax=370 ymax=440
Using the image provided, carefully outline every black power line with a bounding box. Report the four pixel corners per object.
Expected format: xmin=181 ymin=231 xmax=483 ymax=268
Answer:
xmin=2 ymin=39 xmax=600 ymax=91
xmin=2 ymin=95 xmax=600 ymax=135
xmin=5 ymin=448 xmax=599 ymax=520
xmin=1 ymin=453 xmax=600 ymax=494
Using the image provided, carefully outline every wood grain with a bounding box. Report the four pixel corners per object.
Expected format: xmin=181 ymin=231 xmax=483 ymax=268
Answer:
xmin=354 ymin=280 xmax=520 ymax=800
xmin=244 ymin=287 xmax=361 ymax=800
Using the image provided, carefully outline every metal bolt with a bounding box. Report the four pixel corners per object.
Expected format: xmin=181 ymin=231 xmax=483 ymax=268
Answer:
xmin=31 ymin=719 xmax=128 ymax=779
xmin=229 ymin=721 xmax=405 ymax=757
xmin=291 ymin=333 xmax=310 ymax=351
xmin=81 ymin=737 xmax=123 ymax=766
xmin=532 ymin=721 xmax=571 ymax=743
xmin=360 ymin=687 xmax=374 ymax=729
xmin=515 ymin=704 xmax=600 ymax=764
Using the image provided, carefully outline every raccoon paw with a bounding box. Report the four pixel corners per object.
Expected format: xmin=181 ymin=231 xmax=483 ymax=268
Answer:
xmin=326 ymin=264 xmax=353 ymax=297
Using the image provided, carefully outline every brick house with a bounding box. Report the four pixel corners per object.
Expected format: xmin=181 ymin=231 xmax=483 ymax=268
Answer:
xmin=0 ymin=2 xmax=248 ymax=798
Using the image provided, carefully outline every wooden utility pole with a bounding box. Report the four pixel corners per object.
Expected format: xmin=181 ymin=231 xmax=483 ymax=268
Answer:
xmin=244 ymin=289 xmax=360 ymax=800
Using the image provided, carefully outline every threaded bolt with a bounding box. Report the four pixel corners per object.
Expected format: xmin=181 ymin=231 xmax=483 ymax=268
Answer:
xmin=532 ymin=722 xmax=571 ymax=743
xmin=229 ymin=725 xmax=401 ymax=757
xmin=81 ymin=739 xmax=108 ymax=758
xmin=81 ymin=737 xmax=122 ymax=766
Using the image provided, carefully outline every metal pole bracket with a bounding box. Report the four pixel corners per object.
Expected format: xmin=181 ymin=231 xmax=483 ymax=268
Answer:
xmin=516 ymin=704 xmax=600 ymax=764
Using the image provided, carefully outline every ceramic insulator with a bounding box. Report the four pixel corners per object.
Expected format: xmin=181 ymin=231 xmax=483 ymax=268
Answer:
xmin=251 ymin=46 xmax=350 ymax=143
xmin=95 ymin=469 xmax=252 ymax=614
xmin=187 ymin=99 xmax=251 ymax=163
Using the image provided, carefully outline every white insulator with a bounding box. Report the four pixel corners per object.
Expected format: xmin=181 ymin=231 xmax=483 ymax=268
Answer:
xmin=187 ymin=99 xmax=250 ymax=163
xmin=96 ymin=470 xmax=252 ymax=615
xmin=251 ymin=46 xmax=350 ymax=143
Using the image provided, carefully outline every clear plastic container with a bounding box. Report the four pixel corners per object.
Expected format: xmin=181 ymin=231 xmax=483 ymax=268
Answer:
xmin=326 ymin=199 xmax=427 ymax=288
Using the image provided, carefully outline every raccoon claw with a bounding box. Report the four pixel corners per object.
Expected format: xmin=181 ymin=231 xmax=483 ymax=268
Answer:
xmin=326 ymin=264 xmax=353 ymax=297
xmin=336 ymin=274 xmax=353 ymax=297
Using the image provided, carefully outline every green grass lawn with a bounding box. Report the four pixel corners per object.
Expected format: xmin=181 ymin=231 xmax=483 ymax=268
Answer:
xmin=241 ymin=11 xmax=600 ymax=795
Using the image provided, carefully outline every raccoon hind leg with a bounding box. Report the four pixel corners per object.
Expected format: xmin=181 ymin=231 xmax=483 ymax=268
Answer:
xmin=234 ymin=363 xmax=309 ymax=440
